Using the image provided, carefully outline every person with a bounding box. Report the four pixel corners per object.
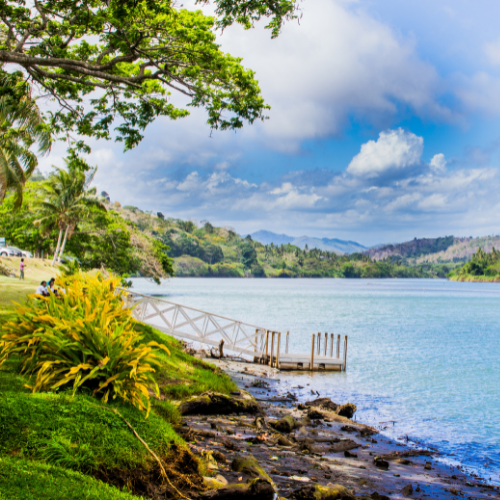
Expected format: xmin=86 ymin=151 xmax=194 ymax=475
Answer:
xmin=19 ymin=258 xmax=25 ymax=281
xmin=35 ymin=281 xmax=49 ymax=297
xmin=48 ymin=278 xmax=60 ymax=297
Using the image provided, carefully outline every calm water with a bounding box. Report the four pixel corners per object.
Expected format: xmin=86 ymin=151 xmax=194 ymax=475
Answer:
xmin=131 ymin=278 xmax=500 ymax=483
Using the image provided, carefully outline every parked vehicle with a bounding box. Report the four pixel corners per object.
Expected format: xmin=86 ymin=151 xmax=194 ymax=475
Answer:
xmin=9 ymin=247 xmax=33 ymax=258
xmin=0 ymin=246 xmax=20 ymax=257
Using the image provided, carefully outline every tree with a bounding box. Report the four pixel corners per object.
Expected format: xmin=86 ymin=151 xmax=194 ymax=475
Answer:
xmin=240 ymin=242 xmax=257 ymax=268
xmin=35 ymin=162 xmax=105 ymax=265
xmin=0 ymin=0 xmax=296 ymax=151
xmin=0 ymin=72 xmax=51 ymax=206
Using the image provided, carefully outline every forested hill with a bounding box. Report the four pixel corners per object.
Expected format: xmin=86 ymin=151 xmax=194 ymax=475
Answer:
xmin=365 ymin=235 xmax=500 ymax=264
xmin=113 ymin=205 xmax=454 ymax=278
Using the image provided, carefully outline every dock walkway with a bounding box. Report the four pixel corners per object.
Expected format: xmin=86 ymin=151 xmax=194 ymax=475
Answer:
xmin=122 ymin=289 xmax=347 ymax=371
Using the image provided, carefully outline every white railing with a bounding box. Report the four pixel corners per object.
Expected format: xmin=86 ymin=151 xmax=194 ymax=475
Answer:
xmin=121 ymin=289 xmax=270 ymax=358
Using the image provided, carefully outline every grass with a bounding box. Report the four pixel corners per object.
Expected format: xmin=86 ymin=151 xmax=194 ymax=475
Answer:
xmin=0 ymin=273 xmax=238 ymax=499
xmin=0 ymin=457 xmax=144 ymax=500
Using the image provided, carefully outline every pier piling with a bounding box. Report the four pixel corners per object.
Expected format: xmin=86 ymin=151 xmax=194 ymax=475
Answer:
xmin=311 ymin=334 xmax=315 ymax=370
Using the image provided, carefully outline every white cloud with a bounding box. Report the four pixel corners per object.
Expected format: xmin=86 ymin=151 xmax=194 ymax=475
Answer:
xmin=347 ymin=129 xmax=424 ymax=177
xmin=430 ymin=153 xmax=447 ymax=174
xmin=221 ymin=0 xmax=448 ymax=150
xmin=485 ymin=37 xmax=500 ymax=66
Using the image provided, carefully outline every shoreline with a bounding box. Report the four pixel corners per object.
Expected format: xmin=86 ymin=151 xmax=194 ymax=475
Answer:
xmin=185 ymin=356 xmax=500 ymax=499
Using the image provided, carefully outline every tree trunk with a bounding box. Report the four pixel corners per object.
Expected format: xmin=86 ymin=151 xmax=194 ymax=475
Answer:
xmin=58 ymin=225 xmax=70 ymax=261
xmin=51 ymin=228 xmax=63 ymax=267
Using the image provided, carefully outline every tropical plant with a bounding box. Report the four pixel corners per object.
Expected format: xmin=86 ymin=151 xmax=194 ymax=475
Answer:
xmin=0 ymin=273 xmax=169 ymax=416
xmin=0 ymin=71 xmax=51 ymax=206
xmin=35 ymin=162 xmax=106 ymax=265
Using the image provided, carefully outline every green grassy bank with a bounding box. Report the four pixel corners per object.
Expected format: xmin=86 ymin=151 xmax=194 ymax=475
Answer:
xmin=0 ymin=275 xmax=237 ymax=499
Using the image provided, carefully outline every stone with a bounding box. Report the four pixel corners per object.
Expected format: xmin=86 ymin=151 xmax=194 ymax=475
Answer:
xmin=287 ymin=484 xmax=354 ymax=500
xmin=370 ymin=493 xmax=390 ymax=500
xmin=374 ymin=457 xmax=389 ymax=470
xmin=179 ymin=391 xmax=263 ymax=416
xmin=271 ymin=415 xmax=297 ymax=433
xmin=337 ymin=403 xmax=357 ymax=419
xmin=401 ymin=484 xmax=413 ymax=496
xmin=213 ymin=450 xmax=227 ymax=464
xmin=201 ymin=478 xmax=275 ymax=499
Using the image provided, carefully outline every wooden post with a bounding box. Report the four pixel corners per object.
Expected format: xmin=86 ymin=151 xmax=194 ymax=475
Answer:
xmin=336 ymin=334 xmax=340 ymax=359
xmin=276 ymin=332 xmax=281 ymax=369
xmin=343 ymin=335 xmax=348 ymax=371
xmin=270 ymin=332 xmax=275 ymax=367
xmin=286 ymin=331 xmax=289 ymax=354
xmin=324 ymin=332 xmax=328 ymax=356
xmin=265 ymin=330 xmax=270 ymax=364
xmin=311 ymin=334 xmax=315 ymax=371
xmin=330 ymin=334 xmax=334 ymax=357
xmin=317 ymin=332 xmax=321 ymax=355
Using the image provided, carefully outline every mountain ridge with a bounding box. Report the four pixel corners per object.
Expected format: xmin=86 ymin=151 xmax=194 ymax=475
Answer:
xmin=250 ymin=230 xmax=367 ymax=254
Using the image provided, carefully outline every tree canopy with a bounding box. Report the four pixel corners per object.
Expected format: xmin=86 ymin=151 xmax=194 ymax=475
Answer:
xmin=0 ymin=0 xmax=296 ymax=150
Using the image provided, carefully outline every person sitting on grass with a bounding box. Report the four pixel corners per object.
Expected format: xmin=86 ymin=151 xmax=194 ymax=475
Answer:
xmin=48 ymin=278 xmax=61 ymax=297
xmin=35 ymin=281 xmax=49 ymax=297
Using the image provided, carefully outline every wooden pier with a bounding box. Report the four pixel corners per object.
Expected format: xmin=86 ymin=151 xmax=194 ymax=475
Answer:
xmin=121 ymin=289 xmax=348 ymax=372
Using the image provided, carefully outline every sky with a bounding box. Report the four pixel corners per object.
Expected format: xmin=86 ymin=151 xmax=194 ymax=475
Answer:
xmin=39 ymin=0 xmax=500 ymax=246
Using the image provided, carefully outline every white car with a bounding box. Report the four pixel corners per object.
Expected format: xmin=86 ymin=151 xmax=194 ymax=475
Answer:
xmin=0 ymin=246 xmax=19 ymax=257
xmin=9 ymin=247 xmax=33 ymax=258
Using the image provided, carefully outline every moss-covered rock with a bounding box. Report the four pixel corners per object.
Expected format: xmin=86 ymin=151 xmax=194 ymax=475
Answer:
xmin=178 ymin=391 xmax=263 ymax=416
xmin=288 ymin=484 xmax=354 ymax=500
xmin=270 ymin=415 xmax=297 ymax=433
xmin=201 ymin=478 xmax=274 ymax=499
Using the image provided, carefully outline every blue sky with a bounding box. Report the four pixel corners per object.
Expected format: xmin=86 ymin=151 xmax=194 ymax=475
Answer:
xmin=41 ymin=0 xmax=500 ymax=246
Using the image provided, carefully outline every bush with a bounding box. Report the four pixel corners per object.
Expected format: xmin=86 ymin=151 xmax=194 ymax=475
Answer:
xmin=0 ymin=272 xmax=169 ymax=416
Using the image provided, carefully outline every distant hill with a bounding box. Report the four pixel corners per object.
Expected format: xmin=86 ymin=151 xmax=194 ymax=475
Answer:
xmin=250 ymin=231 xmax=367 ymax=254
xmin=365 ymin=235 xmax=500 ymax=263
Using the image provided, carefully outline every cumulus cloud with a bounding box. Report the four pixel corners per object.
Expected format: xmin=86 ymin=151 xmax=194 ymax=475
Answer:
xmin=346 ymin=129 xmax=424 ymax=178
xmin=430 ymin=153 xmax=447 ymax=174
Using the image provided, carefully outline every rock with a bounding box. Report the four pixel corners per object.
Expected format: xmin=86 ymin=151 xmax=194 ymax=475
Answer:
xmin=307 ymin=408 xmax=325 ymax=420
xmin=297 ymin=403 xmax=307 ymax=410
xmin=178 ymin=391 xmax=263 ymax=416
xmin=370 ymin=493 xmax=390 ymax=500
xmin=270 ymin=468 xmax=279 ymax=475
xmin=374 ymin=457 xmax=389 ymax=470
xmin=254 ymin=416 xmax=266 ymax=430
xmin=213 ymin=450 xmax=227 ymax=464
xmin=287 ymin=484 xmax=354 ymax=500
xmin=201 ymin=478 xmax=275 ymax=499
xmin=401 ymin=484 xmax=413 ymax=496
xmin=424 ymin=463 xmax=432 ymax=470
xmin=232 ymin=454 xmax=275 ymax=488
xmin=329 ymin=439 xmax=359 ymax=453
xmin=344 ymin=451 xmax=357 ymax=458
xmin=270 ymin=415 xmax=297 ymax=433
xmin=305 ymin=398 xmax=339 ymax=412
xmin=204 ymin=476 xmax=226 ymax=489
xmin=277 ymin=436 xmax=294 ymax=447
xmin=215 ymin=475 xmax=228 ymax=485
xmin=337 ymin=403 xmax=357 ymax=419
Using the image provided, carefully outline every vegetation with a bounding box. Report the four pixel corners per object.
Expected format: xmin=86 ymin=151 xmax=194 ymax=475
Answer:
xmin=448 ymin=247 xmax=500 ymax=282
xmin=0 ymin=71 xmax=51 ymax=207
xmin=0 ymin=0 xmax=294 ymax=168
xmin=0 ymin=177 xmax=174 ymax=281
xmin=0 ymin=271 xmax=237 ymax=499
xmin=0 ymin=273 xmax=170 ymax=416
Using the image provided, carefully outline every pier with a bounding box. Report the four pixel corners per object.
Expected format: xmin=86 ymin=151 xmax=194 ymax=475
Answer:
xmin=123 ymin=290 xmax=347 ymax=371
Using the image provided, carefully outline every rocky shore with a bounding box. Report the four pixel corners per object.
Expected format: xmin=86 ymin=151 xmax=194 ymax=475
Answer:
xmin=177 ymin=357 xmax=499 ymax=500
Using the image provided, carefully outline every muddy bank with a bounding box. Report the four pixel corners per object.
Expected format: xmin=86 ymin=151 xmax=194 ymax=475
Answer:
xmin=181 ymin=357 xmax=500 ymax=500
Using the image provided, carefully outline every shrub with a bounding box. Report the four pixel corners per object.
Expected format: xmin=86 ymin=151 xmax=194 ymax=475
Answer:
xmin=0 ymin=272 xmax=169 ymax=416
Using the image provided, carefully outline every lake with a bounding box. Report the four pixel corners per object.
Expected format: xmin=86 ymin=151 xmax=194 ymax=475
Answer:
xmin=130 ymin=277 xmax=500 ymax=483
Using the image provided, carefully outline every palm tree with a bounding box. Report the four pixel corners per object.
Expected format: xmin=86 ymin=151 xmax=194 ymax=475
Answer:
xmin=35 ymin=165 xmax=105 ymax=266
xmin=0 ymin=71 xmax=51 ymax=207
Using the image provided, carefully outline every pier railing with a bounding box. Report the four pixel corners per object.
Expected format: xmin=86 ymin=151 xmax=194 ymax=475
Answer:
xmin=121 ymin=289 xmax=269 ymax=357
xmin=120 ymin=289 xmax=347 ymax=371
